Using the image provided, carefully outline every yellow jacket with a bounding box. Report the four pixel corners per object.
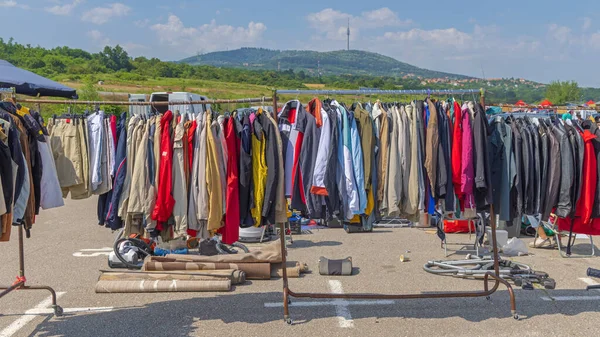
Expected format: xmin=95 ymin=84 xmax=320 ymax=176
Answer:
xmin=250 ymin=116 xmax=267 ymax=226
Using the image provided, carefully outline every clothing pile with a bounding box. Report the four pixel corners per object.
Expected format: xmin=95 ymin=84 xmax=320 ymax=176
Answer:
xmin=0 ymin=102 xmax=64 ymax=242
xmin=279 ymin=98 xmax=492 ymax=231
xmin=48 ymin=109 xmax=287 ymax=245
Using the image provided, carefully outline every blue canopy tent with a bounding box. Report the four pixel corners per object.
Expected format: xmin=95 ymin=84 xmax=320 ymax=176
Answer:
xmin=0 ymin=60 xmax=77 ymax=99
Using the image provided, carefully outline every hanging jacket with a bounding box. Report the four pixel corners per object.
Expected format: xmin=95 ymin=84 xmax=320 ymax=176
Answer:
xmin=509 ymin=119 xmax=524 ymax=217
xmin=405 ymin=104 xmax=419 ymax=217
xmin=349 ymin=112 xmax=366 ymax=215
xmin=311 ymin=104 xmax=332 ymax=196
xmin=376 ymin=103 xmax=390 ymax=212
xmin=214 ymin=119 xmax=227 ymax=213
xmin=338 ymin=103 xmax=360 ymax=218
xmin=278 ymin=100 xmax=301 ymax=197
xmin=460 ymin=103 xmax=475 ymax=210
xmin=238 ymin=115 xmax=253 ymax=226
xmin=221 ymin=117 xmax=240 ymax=244
xmin=472 ymin=102 xmax=492 ymax=211
xmin=451 ymin=101 xmax=463 ymax=197
xmin=106 ymin=113 xmax=127 ymax=230
xmin=415 ymin=101 xmax=426 ymax=211
xmin=386 ymin=105 xmax=401 ymax=216
xmin=197 ymin=113 xmax=209 ymax=222
xmin=399 ymin=106 xmax=412 ymax=214
xmin=171 ymin=118 xmax=188 ymax=237
xmin=553 ymin=124 xmax=574 ymax=218
xmin=489 ymin=118 xmax=516 ymax=222
xmin=260 ymin=112 xmax=279 ymax=224
xmin=322 ymin=102 xmax=340 ymax=217
xmin=574 ymin=130 xmax=597 ymax=225
xmin=206 ymin=112 xmax=223 ymax=231
xmin=250 ymin=118 xmax=267 ymax=226
xmin=542 ymin=122 xmax=559 ymax=220
xmin=188 ymin=114 xmax=203 ymax=235
xmin=152 ymin=110 xmax=175 ymax=228
xmin=424 ymin=98 xmax=439 ymax=193
xmin=356 ymin=106 xmax=373 ymax=191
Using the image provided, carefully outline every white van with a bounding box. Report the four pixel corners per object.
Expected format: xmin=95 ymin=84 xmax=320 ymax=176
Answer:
xmin=149 ymin=92 xmax=211 ymax=116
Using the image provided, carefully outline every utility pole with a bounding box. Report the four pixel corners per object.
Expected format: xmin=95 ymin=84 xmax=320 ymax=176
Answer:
xmin=347 ymin=18 xmax=350 ymax=51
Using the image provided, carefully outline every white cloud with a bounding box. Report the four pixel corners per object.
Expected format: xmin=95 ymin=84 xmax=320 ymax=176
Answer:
xmin=380 ymin=28 xmax=473 ymax=48
xmin=0 ymin=0 xmax=29 ymax=9
xmin=582 ymin=17 xmax=592 ymax=32
xmin=87 ymin=30 xmax=110 ymax=46
xmin=45 ymin=0 xmax=81 ymax=16
xmin=150 ymin=15 xmax=267 ymax=54
xmin=134 ymin=19 xmax=150 ymax=28
xmin=121 ymin=42 xmax=148 ymax=53
xmin=82 ymin=3 xmax=131 ymax=25
xmin=548 ymin=24 xmax=572 ymax=44
xmin=307 ymin=7 xmax=411 ymax=41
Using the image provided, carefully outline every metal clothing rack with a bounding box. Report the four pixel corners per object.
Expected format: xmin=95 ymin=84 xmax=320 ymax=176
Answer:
xmin=271 ymin=88 xmax=519 ymax=324
xmin=0 ymin=94 xmax=273 ymax=317
xmin=0 ymin=87 xmax=64 ymax=315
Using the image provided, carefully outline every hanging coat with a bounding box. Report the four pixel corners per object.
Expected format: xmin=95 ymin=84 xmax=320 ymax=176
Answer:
xmin=250 ymin=118 xmax=267 ymax=226
xmin=221 ymin=117 xmax=240 ymax=244
xmin=206 ymin=112 xmax=223 ymax=232
xmin=260 ymin=112 xmax=280 ymax=224
xmin=460 ymin=104 xmax=475 ymax=211
xmin=451 ymin=101 xmax=463 ymax=198
xmin=237 ymin=115 xmax=253 ymax=226
xmin=424 ymin=98 xmax=439 ymax=193
xmin=151 ymin=110 xmax=175 ymax=229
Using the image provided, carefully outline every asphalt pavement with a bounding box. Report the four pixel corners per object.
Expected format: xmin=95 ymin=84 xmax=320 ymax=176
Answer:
xmin=1 ymin=196 xmax=599 ymax=337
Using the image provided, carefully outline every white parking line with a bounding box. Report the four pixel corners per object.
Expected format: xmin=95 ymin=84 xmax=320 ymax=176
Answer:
xmin=328 ymin=280 xmax=354 ymax=328
xmin=0 ymin=292 xmax=66 ymax=337
xmin=27 ymin=307 xmax=114 ymax=315
xmin=540 ymin=277 xmax=600 ymax=301
xmin=541 ymin=296 xmax=600 ymax=301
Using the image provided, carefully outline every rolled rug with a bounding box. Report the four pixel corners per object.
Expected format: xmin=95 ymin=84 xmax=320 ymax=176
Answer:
xmin=95 ymin=279 xmax=231 ymax=293
xmin=271 ymin=261 xmax=308 ymax=278
xmin=99 ymin=269 xmax=246 ymax=285
xmin=143 ymin=258 xmax=272 ymax=280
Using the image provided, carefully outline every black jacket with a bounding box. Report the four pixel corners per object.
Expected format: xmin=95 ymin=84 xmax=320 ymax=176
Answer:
xmin=472 ymin=103 xmax=492 ymax=211
xmin=260 ymin=112 xmax=279 ymax=224
xmin=553 ymin=124 xmax=574 ymax=218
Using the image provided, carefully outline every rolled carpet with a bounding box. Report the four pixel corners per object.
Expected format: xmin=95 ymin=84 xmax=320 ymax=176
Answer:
xmin=143 ymin=258 xmax=272 ymax=280
xmin=95 ymin=279 xmax=231 ymax=293
xmin=271 ymin=262 xmax=307 ymax=278
xmin=98 ymin=270 xmax=246 ymax=285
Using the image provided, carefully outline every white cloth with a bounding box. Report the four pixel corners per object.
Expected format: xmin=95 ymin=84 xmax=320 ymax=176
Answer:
xmin=311 ymin=107 xmax=331 ymax=194
xmin=87 ymin=112 xmax=105 ymax=190
xmin=39 ymin=138 xmax=64 ymax=210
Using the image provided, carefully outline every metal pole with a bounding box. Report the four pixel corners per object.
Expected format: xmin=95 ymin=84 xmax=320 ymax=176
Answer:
xmin=16 ymin=97 xmax=273 ymax=106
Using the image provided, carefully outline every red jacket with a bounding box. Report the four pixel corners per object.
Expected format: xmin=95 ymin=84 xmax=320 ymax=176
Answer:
xmin=152 ymin=110 xmax=175 ymax=229
xmin=558 ymin=130 xmax=600 ymax=235
xmin=451 ymin=101 xmax=463 ymax=197
xmin=221 ymin=117 xmax=240 ymax=244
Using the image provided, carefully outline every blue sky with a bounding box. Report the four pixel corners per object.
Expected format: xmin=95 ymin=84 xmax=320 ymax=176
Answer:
xmin=1 ymin=0 xmax=599 ymax=86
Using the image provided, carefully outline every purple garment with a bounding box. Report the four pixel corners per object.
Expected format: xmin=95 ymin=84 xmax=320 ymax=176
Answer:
xmin=460 ymin=104 xmax=475 ymax=208
xmin=249 ymin=112 xmax=256 ymax=133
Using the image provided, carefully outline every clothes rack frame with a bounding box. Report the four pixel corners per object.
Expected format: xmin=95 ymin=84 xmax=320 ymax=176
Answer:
xmin=0 ymin=88 xmax=64 ymax=316
xmin=271 ymin=88 xmax=520 ymax=324
xmin=0 ymin=95 xmax=273 ymax=317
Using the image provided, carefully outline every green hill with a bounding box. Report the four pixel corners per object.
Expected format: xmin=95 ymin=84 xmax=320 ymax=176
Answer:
xmin=179 ymin=48 xmax=473 ymax=79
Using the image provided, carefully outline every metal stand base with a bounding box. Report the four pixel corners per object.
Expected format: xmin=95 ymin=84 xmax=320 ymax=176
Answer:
xmin=277 ymin=208 xmax=518 ymax=323
xmin=0 ymin=225 xmax=63 ymax=317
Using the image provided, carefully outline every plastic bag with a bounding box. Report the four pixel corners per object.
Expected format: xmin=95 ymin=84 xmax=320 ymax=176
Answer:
xmin=502 ymin=238 xmax=529 ymax=256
